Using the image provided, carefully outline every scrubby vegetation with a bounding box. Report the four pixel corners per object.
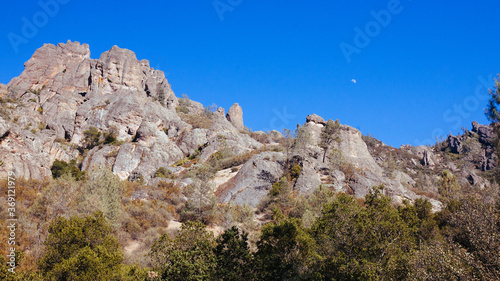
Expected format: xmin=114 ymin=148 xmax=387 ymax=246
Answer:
xmin=2 ymin=154 xmax=500 ymax=281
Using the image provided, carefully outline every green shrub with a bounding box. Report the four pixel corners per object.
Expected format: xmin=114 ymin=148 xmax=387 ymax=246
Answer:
xmin=149 ymin=221 xmax=216 ymax=280
xmin=290 ymin=164 xmax=302 ymax=181
xmin=270 ymin=177 xmax=289 ymax=197
xmin=173 ymin=158 xmax=191 ymax=167
xmin=37 ymin=212 xmax=123 ymax=280
xmin=50 ymin=159 xmax=85 ymax=181
xmin=176 ymin=106 xmax=189 ymax=114
xmin=83 ymin=127 xmax=101 ymax=149
xmin=154 ymin=167 xmax=175 ymax=179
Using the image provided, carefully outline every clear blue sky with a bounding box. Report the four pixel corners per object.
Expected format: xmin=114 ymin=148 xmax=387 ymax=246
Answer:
xmin=1 ymin=1 xmax=499 ymax=146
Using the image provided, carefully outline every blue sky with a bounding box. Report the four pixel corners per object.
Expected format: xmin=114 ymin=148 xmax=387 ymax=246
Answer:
xmin=1 ymin=1 xmax=499 ymax=146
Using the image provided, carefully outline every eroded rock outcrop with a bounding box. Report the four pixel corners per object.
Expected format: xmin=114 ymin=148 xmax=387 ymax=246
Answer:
xmin=226 ymin=103 xmax=244 ymax=129
xmin=0 ymin=41 xmax=493 ymax=212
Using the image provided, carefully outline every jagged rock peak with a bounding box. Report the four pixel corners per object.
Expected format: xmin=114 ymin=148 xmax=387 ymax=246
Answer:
xmin=8 ymin=40 xmax=91 ymax=93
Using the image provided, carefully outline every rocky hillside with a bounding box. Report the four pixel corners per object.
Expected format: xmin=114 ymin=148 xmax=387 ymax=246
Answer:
xmin=0 ymin=41 xmax=497 ymax=211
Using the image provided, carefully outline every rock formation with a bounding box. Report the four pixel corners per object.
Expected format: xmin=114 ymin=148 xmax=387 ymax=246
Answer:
xmin=226 ymin=103 xmax=244 ymax=129
xmin=0 ymin=41 xmax=495 ymax=212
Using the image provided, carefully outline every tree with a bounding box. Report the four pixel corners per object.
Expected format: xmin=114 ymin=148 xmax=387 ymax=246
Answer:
xmin=484 ymin=75 xmax=500 ymax=183
xmin=293 ymin=124 xmax=311 ymax=157
xmin=180 ymin=178 xmax=217 ymax=224
xmin=312 ymin=187 xmax=414 ymax=280
xmin=213 ymin=226 xmax=254 ymax=281
xmin=485 ymin=74 xmax=500 ymax=124
xmin=149 ymin=221 xmax=216 ymax=280
xmin=437 ymin=169 xmax=461 ymax=202
xmin=319 ymin=119 xmax=341 ymax=163
xmin=254 ymin=217 xmax=319 ymax=280
xmin=281 ymin=128 xmax=294 ymax=177
xmin=76 ymin=166 xmax=123 ymax=225
xmin=408 ymin=240 xmax=475 ymax=280
xmin=38 ymin=212 xmax=123 ymax=281
xmin=443 ymin=197 xmax=500 ymax=278
xmin=158 ymin=88 xmax=166 ymax=106
xmin=50 ymin=159 xmax=85 ymax=180
xmin=82 ymin=127 xmax=102 ymax=150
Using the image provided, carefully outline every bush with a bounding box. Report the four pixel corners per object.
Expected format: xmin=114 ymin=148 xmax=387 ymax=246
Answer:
xmin=38 ymin=212 xmax=123 ymax=280
xmin=50 ymin=159 xmax=85 ymax=181
xmin=77 ymin=167 xmax=123 ymax=224
xmin=437 ymin=170 xmax=461 ymax=201
xmin=290 ymin=164 xmax=302 ymax=181
xmin=176 ymin=106 xmax=189 ymax=114
xmin=154 ymin=167 xmax=172 ymax=178
xmin=82 ymin=127 xmax=102 ymax=149
xmin=149 ymin=221 xmax=216 ymax=280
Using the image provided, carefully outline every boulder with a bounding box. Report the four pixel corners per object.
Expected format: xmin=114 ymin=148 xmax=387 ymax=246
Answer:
xmin=226 ymin=103 xmax=244 ymax=129
xmin=422 ymin=150 xmax=435 ymax=166
xmin=472 ymin=121 xmax=495 ymax=145
xmin=447 ymin=135 xmax=463 ymax=154
xmin=306 ymin=114 xmax=326 ymax=125
xmin=268 ymin=130 xmax=284 ymax=140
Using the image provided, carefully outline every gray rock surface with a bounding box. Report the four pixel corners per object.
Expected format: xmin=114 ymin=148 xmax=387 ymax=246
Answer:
xmin=200 ymin=118 xmax=262 ymax=162
xmin=472 ymin=121 xmax=495 ymax=145
xmin=306 ymin=114 xmax=326 ymax=125
xmin=422 ymin=150 xmax=435 ymax=166
xmin=406 ymin=146 xmax=437 ymax=166
xmin=2 ymin=41 xmax=494 ymax=213
xmin=0 ymin=41 xmax=184 ymax=179
xmin=217 ymin=151 xmax=284 ymax=207
xmin=447 ymin=135 xmax=463 ymax=154
xmin=226 ymin=103 xmax=244 ymax=129
xmin=294 ymin=160 xmax=322 ymax=194
xmin=0 ymin=117 xmax=9 ymax=137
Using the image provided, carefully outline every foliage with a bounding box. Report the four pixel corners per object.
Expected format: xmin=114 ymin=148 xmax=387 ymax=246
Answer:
xmin=485 ymin=74 xmax=500 ymax=124
xmin=213 ymin=226 xmax=254 ymax=280
xmin=76 ymin=167 xmax=123 ymax=224
xmin=158 ymin=88 xmax=166 ymax=106
xmin=38 ymin=212 xmax=123 ymax=280
xmin=149 ymin=221 xmax=216 ymax=280
xmin=281 ymin=128 xmax=295 ymax=177
xmin=81 ymin=126 xmax=121 ymax=151
xmin=312 ymin=187 xmax=415 ymax=280
xmin=154 ymin=167 xmax=176 ymax=179
xmin=440 ymin=196 xmax=500 ymax=278
xmin=50 ymin=159 xmax=85 ymax=180
xmin=254 ymin=217 xmax=319 ymax=280
xmin=293 ymin=124 xmax=311 ymax=157
xmin=82 ymin=126 xmax=102 ymax=149
xmin=179 ymin=177 xmax=217 ymax=224
xmin=270 ymin=177 xmax=289 ymax=197
xmin=437 ymin=169 xmax=461 ymax=201
xmin=289 ymin=163 xmax=302 ymax=181
xmin=407 ymin=240 xmax=475 ymax=280
xmin=176 ymin=105 xmax=189 ymax=114
xmin=319 ymin=119 xmax=341 ymax=162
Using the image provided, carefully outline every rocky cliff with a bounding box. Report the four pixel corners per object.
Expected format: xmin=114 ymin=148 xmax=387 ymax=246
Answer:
xmin=0 ymin=41 xmax=495 ymax=210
